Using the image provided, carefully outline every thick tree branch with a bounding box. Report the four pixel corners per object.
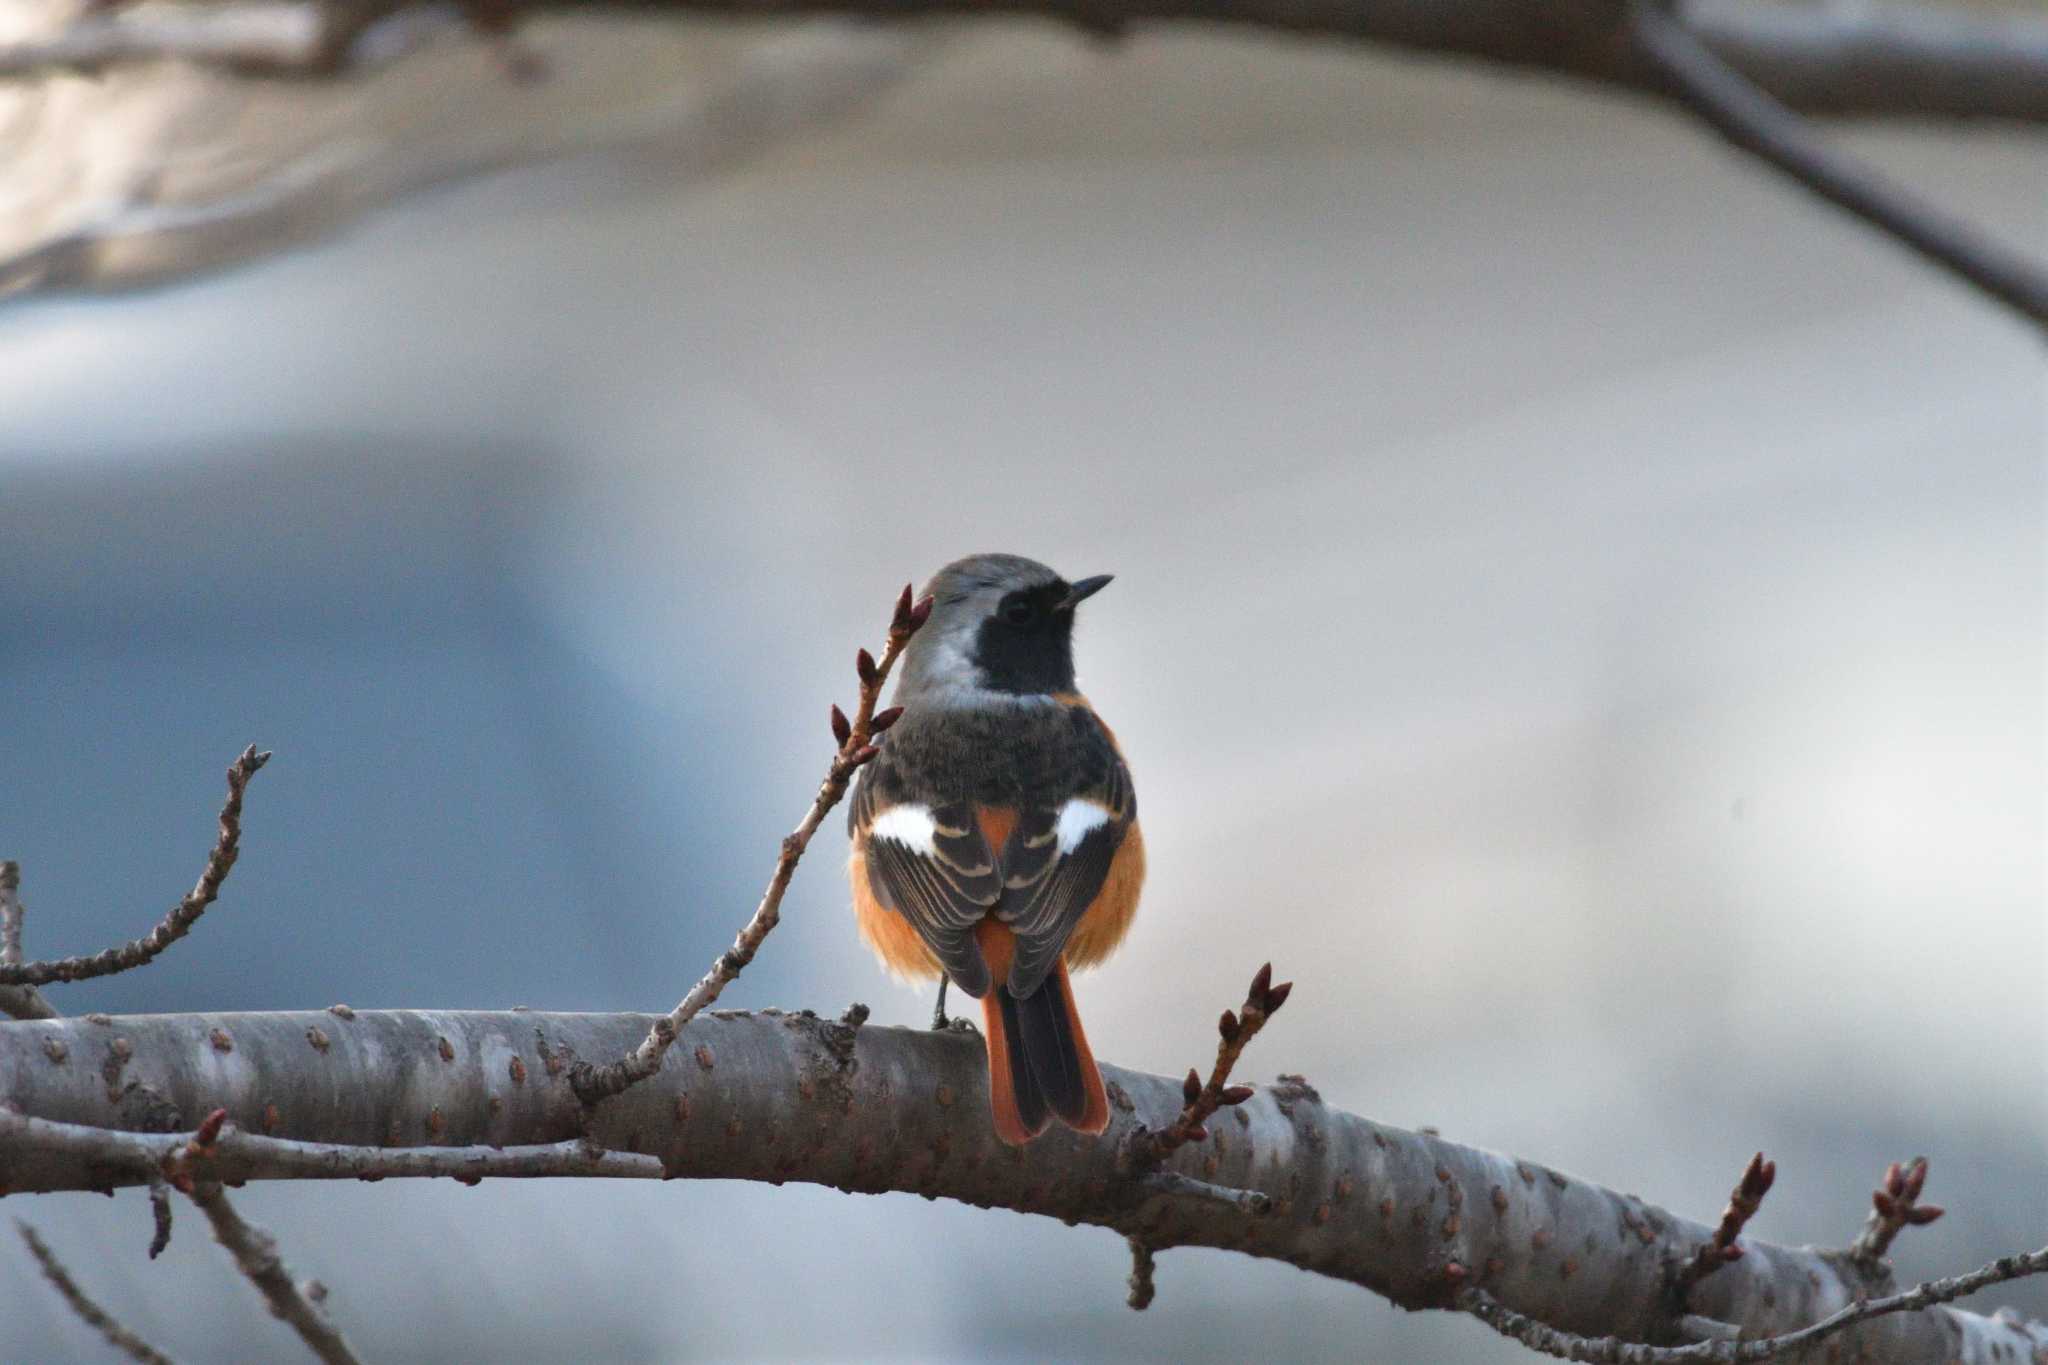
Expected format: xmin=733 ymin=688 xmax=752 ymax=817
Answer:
xmin=1629 ymin=1 xmax=2048 ymax=329
xmin=16 ymin=1220 xmax=179 ymax=1365
xmin=2 ymin=1008 xmax=2042 ymax=1363
xmin=0 ymin=749 xmax=269 ymax=990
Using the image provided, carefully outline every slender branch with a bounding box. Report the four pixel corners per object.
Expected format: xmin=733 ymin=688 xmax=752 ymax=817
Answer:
xmin=0 ymin=748 xmax=270 ymax=989
xmin=1462 ymin=1247 xmax=2048 ymax=1363
xmin=0 ymin=1110 xmax=661 ymax=1185
xmin=185 ymin=1180 xmax=363 ymax=1365
xmin=1629 ymin=0 xmax=2048 ymax=330
xmin=1133 ymin=961 xmax=1289 ymax=1163
xmin=0 ymin=863 xmax=57 ymax=1021
xmin=569 ymin=587 xmax=927 ymax=1106
xmin=1850 ymin=1156 xmax=1944 ymax=1271
xmin=16 ymin=1221 xmax=179 ymax=1365
xmin=4 ymin=1008 xmax=2044 ymax=1363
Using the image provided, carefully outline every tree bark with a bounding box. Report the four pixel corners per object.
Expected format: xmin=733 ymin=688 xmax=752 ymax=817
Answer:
xmin=2 ymin=1008 xmax=2040 ymax=1363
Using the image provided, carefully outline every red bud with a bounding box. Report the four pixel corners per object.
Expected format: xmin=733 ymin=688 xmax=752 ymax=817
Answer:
xmin=908 ymin=596 xmax=933 ymax=631
xmin=830 ymin=704 xmax=852 ymax=746
xmin=1873 ymin=1191 xmax=1897 ymax=1218
xmin=1220 ymin=1085 xmax=1255 ymax=1106
xmin=891 ymin=583 xmax=915 ymax=631
xmin=851 ymin=744 xmax=880 ymax=767
xmin=194 ymin=1108 xmax=228 ymax=1149
xmin=1182 ymin=1068 xmax=1202 ymax=1105
xmin=856 ymin=648 xmax=878 ymax=687
xmin=1906 ymin=1204 xmax=1945 ymax=1225
xmin=1219 ymin=1009 xmax=1238 ymax=1039
xmin=1264 ymin=981 xmax=1293 ymax=1013
xmin=870 ymin=706 xmax=905 ymax=734
xmin=1249 ymin=962 xmax=1272 ymax=1004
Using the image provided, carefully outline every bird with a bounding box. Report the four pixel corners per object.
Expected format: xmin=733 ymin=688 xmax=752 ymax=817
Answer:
xmin=847 ymin=553 xmax=1144 ymax=1145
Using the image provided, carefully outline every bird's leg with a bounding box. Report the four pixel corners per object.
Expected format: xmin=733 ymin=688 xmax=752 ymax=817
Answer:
xmin=930 ymin=976 xmax=950 ymax=1030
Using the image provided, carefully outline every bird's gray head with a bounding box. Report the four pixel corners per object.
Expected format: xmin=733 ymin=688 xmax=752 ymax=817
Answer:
xmin=894 ymin=553 xmax=1113 ymax=704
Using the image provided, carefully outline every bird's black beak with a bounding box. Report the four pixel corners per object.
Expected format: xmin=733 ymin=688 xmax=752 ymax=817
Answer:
xmin=1058 ymin=574 xmax=1114 ymax=611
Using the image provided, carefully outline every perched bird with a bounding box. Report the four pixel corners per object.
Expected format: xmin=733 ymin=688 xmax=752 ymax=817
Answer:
xmin=847 ymin=554 xmax=1144 ymax=1144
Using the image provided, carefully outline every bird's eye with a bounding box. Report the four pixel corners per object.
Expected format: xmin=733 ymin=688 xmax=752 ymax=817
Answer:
xmin=1002 ymin=601 xmax=1035 ymax=626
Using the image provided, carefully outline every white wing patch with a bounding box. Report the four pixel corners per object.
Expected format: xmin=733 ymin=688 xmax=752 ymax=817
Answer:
xmin=1054 ymin=799 xmax=1112 ymax=854
xmin=869 ymin=803 xmax=939 ymax=856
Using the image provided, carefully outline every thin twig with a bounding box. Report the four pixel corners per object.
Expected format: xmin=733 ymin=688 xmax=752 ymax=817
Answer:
xmin=0 ymin=863 xmax=57 ymax=1020
xmin=185 ymin=1180 xmax=362 ymax=1365
xmin=569 ymin=586 xmax=928 ymax=1106
xmin=2 ymin=860 xmax=24 ymax=966
xmin=1671 ymin=1152 xmax=1775 ymax=1303
xmin=1463 ymin=1246 xmax=2048 ymax=1362
xmin=0 ymin=748 xmax=270 ymax=988
xmin=1134 ymin=961 xmax=1290 ymax=1164
xmin=16 ymin=1221 xmax=179 ymax=1365
xmin=1125 ymin=1238 xmax=1156 ymax=1310
xmin=1629 ymin=0 xmax=2048 ymax=329
xmin=147 ymin=1176 xmax=175 ymax=1259
xmin=0 ymin=1107 xmax=664 ymax=1185
xmin=1850 ymin=1156 xmax=1943 ymax=1270
xmin=1140 ymin=1169 xmax=1271 ymax=1216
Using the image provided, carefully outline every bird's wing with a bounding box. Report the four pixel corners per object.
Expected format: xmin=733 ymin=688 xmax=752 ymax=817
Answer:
xmin=852 ymin=772 xmax=1001 ymax=997
xmin=995 ymin=733 xmax=1136 ymax=999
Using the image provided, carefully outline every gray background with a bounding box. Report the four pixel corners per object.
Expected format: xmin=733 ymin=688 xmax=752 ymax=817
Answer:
xmin=1 ymin=30 xmax=2042 ymax=1363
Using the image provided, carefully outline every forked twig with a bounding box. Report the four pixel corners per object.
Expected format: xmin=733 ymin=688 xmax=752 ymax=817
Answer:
xmin=0 ymin=748 xmax=269 ymax=988
xmin=1851 ymin=1156 xmax=1944 ymax=1269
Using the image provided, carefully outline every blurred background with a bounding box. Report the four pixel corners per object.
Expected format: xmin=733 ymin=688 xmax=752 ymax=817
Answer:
xmin=1 ymin=20 xmax=2043 ymax=1364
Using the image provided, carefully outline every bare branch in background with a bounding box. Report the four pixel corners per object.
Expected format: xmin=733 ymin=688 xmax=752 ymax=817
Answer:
xmin=4 ymin=1008 xmax=2044 ymax=1362
xmin=0 ymin=0 xmax=2045 ymax=314
xmin=1628 ymin=1 xmax=2048 ymax=329
xmin=185 ymin=1172 xmax=363 ymax=1365
xmin=0 ymin=863 xmax=58 ymax=1021
xmin=568 ymin=586 xmax=928 ymax=1107
xmin=16 ymin=1221 xmax=179 ymax=1365
xmin=0 ymin=748 xmax=269 ymax=990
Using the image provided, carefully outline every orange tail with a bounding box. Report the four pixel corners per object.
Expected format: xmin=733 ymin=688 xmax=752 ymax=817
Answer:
xmin=975 ymin=923 xmax=1110 ymax=1145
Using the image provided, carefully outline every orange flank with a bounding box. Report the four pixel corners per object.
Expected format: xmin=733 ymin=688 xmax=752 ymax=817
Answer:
xmin=849 ymin=846 xmax=941 ymax=981
xmin=1064 ymin=820 xmax=1144 ymax=970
